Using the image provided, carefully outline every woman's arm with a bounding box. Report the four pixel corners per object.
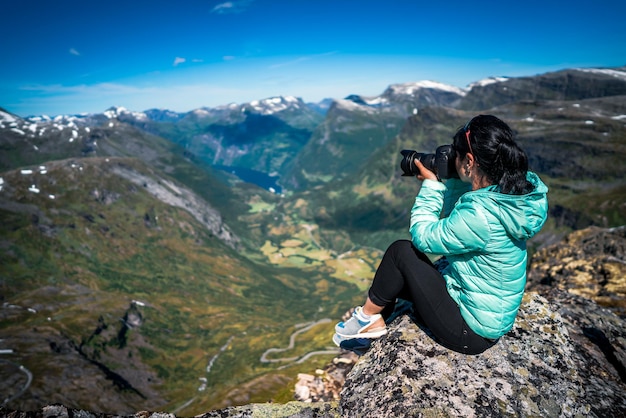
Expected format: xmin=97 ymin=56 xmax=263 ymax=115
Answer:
xmin=410 ymin=180 xmax=490 ymax=255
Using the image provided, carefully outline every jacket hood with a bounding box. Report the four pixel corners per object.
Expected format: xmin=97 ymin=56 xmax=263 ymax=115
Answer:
xmin=468 ymin=172 xmax=549 ymax=241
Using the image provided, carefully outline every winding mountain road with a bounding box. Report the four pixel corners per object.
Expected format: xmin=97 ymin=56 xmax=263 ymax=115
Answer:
xmin=0 ymin=359 xmax=32 ymax=406
xmin=172 ymin=319 xmax=339 ymax=414
xmin=260 ymin=318 xmax=339 ymax=365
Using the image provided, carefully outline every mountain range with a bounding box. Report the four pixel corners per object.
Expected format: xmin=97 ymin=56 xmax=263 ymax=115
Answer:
xmin=1 ymin=65 xmax=625 ymax=415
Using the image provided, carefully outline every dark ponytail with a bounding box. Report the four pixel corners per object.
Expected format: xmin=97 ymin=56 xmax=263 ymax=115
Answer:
xmin=453 ymin=115 xmax=534 ymax=195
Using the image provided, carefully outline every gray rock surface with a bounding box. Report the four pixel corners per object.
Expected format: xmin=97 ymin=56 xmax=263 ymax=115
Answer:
xmin=339 ymin=290 xmax=626 ymax=417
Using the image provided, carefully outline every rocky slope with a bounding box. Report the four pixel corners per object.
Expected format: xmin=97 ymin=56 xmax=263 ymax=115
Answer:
xmin=528 ymin=225 xmax=626 ymax=316
xmin=338 ymin=290 xmax=625 ymax=417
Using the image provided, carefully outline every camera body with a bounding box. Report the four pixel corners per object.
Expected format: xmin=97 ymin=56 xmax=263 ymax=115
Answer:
xmin=400 ymin=145 xmax=459 ymax=179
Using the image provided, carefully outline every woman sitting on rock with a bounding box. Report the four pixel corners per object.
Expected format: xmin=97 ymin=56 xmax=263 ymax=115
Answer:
xmin=334 ymin=114 xmax=549 ymax=355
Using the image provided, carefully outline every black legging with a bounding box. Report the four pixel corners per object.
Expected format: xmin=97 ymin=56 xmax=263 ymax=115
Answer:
xmin=368 ymin=240 xmax=497 ymax=355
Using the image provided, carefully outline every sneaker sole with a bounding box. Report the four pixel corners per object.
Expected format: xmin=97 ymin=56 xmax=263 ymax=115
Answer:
xmin=335 ymin=327 xmax=387 ymax=339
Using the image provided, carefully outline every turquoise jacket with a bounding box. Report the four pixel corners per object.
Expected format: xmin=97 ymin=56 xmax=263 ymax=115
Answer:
xmin=409 ymin=173 xmax=548 ymax=339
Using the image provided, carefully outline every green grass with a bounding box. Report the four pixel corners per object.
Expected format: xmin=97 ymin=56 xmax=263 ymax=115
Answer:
xmin=0 ymin=157 xmax=361 ymax=414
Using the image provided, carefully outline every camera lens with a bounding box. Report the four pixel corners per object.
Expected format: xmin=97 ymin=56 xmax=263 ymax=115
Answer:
xmin=400 ymin=150 xmax=420 ymax=176
xmin=400 ymin=145 xmax=458 ymax=179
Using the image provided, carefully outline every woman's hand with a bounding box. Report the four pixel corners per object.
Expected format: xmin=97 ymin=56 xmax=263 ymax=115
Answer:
xmin=414 ymin=159 xmax=438 ymax=181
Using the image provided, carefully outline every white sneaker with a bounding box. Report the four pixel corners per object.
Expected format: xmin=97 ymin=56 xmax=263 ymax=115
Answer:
xmin=334 ymin=306 xmax=387 ymax=339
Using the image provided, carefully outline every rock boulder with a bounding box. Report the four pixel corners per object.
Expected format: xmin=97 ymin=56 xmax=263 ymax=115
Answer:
xmin=339 ymin=289 xmax=626 ymax=417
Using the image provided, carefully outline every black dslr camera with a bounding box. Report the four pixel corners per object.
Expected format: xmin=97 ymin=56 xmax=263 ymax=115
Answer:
xmin=400 ymin=145 xmax=459 ymax=179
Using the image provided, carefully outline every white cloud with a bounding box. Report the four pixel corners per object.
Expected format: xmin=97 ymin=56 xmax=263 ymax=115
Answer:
xmin=211 ymin=0 xmax=253 ymax=14
xmin=69 ymin=48 xmax=80 ymax=56
xmin=173 ymin=57 xmax=186 ymax=66
xmin=212 ymin=2 xmax=233 ymax=13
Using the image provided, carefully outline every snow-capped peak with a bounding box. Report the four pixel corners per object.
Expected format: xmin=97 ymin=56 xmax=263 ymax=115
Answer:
xmin=575 ymin=67 xmax=626 ymax=81
xmin=467 ymin=77 xmax=510 ymax=90
xmin=28 ymin=115 xmax=53 ymax=122
xmin=191 ymin=108 xmax=211 ymax=117
xmin=0 ymin=109 xmax=87 ymax=143
xmin=104 ymin=106 xmax=148 ymax=120
xmin=248 ymin=96 xmax=302 ymax=115
xmin=387 ymin=80 xmax=467 ymax=96
xmin=104 ymin=106 xmax=127 ymax=118
xmin=0 ymin=109 xmax=19 ymax=123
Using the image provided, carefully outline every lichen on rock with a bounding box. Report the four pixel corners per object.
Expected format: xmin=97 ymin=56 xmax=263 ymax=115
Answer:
xmin=339 ymin=290 xmax=626 ymax=417
xmin=528 ymin=225 xmax=626 ymax=315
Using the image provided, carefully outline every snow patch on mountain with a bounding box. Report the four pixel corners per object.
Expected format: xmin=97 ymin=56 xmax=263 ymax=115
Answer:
xmin=0 ymin=109 xmax=92 ymax=143
xmin=363 ymin=96 xmax=387 ymax=106
xmin=104 ymin=106 xmax=148 ymax=120
xmin=248 ymin=96 xmax=302 ymax=115
xmin=334 ymin=98 xmax=378 ymax=114
xmin=0 ymin=109 xmax=18 ymax=123
xmin=191 ymin=108 xmax=212 ymax=117
xmin=575 ymin=68 xmax=626 ymax=81
xmin=388 ymin=81 xmax=467 ymax=96
xmin=213 ymin=103 xmax=240 ymax=111
xmin=468 ymin=77 xmax=510 ymax=89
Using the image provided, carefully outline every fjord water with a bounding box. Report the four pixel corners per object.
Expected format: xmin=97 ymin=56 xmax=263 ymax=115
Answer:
xmin=214 ymin=164 xmax=283 ymax=194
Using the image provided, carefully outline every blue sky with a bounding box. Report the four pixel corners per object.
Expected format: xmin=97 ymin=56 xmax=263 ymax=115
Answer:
xmin=2 ymin=0 xmax=625 ymax=117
